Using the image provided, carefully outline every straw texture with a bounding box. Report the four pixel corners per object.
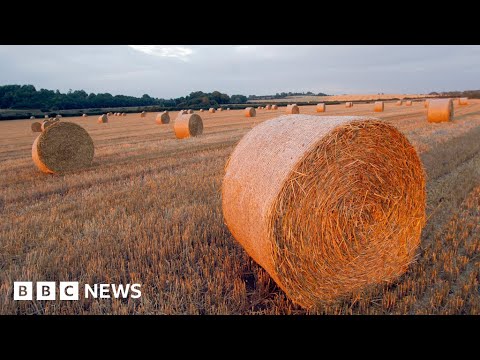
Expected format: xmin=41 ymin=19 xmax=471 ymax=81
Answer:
xmin=174 ymin=114 xmax=204 ymax=139
xmin=427 ymin=99 xmax=454 ymax=123
xmin=245 ymin=107 xmax=256 ymax=117
xmin=374 ymin=101 xmax=384 ymax=112
xmin=222 ymin=115 xmax=426 ymax=308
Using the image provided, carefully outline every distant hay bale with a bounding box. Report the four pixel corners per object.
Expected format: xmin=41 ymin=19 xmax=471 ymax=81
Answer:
xmin=286 ymin=104 xmax=299 ymax=114
xmin=222 ymin=115 xmax=426 ymax=308
xmin=316 ymin=103 xmax=326 ymax=113
xmin=200 ymin=109 xmax=204 ymax=112
xmin=122 ymin=113 xmax=126 ymax=116
xmin=217 ymin=108 xmax=223 ymax=112
xmin=257 ymin=106 xmax=262 ymax=110
xmin=209 ymin=108 xmax=216 ymax=113
xmin=227 ymin=108 xmax=231 ymax=111
xmin=272 ymin=105 xmax=278 ymax=110
xmin=458 ymin=97 xmax=468 ymax=105
xmin=82 ymin=114 xmax=88 ymax=117
xmin=405 ymin=100 xmax=412 ymax=106
xmin=156 ymin=112 xmax=170 ymax=125
xmin=174 ymin=114 xmax=204 ymax=139
xmin=31 ymin=122 xmax=42 ymax=132
xmin=424 ymin=100 xmax=430 ymax=108
xmin=396 ymin=100 xmax=403 ymax=106
xmin=41 ymin=120 xmax=54 ymax=132
xmin=266 ymin=105 xmax=272 ymax=110
xmin=345 ymin=102 xmax=353 ymax=108
xmin=56 ymin=115 xmax=62 ymax=118
xmin=187 ymin=109 xmax=194 ymax=114
xmin=44 ymin=115 xmax=49 ymax=119
xmin=30 ymin=116 xmax=35 ymax=119
xmin=374 ymin=101 xmax=384 ymax=112
xmin=177 ymin=110 xmax=187 ymax=118
xmin=107 ymin=112 xmax=113 ymax=116
xmin=98 ymin=114 xmax=108 ymax=123
xmin=140 ymin=111 xmax=146 ymax=118
xmin=427 ymin=99 xmax=454 ymax=123
xmin=32 ymin=122 xmax=94 ymax=174
xmin=245 ymin=107 xmax=256 ymax=117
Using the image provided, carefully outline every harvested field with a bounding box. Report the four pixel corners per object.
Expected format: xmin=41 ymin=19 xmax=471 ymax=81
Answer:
xmin=0 ymin=101 xmax=479 ymax=314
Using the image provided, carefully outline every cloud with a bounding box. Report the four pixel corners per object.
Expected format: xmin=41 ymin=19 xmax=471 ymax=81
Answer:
xmin=128 ymin=45 xmax=193 ymax=60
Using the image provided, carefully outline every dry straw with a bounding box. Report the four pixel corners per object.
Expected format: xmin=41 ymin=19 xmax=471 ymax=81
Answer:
xmin=396 ymin=100 xmax=403 ymax=106
xmin=345 ymin=102 xmax=353 ymax=108
xmin=122 ymin=113 xmax=126 ymax=116
xmin=200 ymin=109 xmax=204 ymax=112
xmin=82 ymin=114 xmax=88 ymax=117
xmin=316 ymin=103 xmax=326 ymax=113
xmin=286 ymin=104 xmax=300 ymax=114
xmin=31 ymin=122 xmax=42 ymax=132
xmin=44 ymin=115 xmax=49 ymax=119
xmin=424 ymin=100 xmax=430 ymax=108
xmin=30 ymin=116 xmax=35 ymax=119
xmin=217 ymin=108 xmax=223 ymax=112
xmin=227 ymin=108 xmax=231 ymax=111
xmin=187 ymin=110 xmax=194 ymax=114
xmin=272 ymin=105 xmax=278 ymax=110
xmin=174 ymin=114 xmax=204 ymax=139
xmin=427 ymin=99 xmax=454 ymax=123
xmin=374 ymin=101 xmax=384 ymax=112
xmin=458 ymin=97 xmax=468 ymax=105
xmin=156 ymin=112 xmax=170 ymax=124
xmin=209 ymin=108 xmax=216 ymax=113
xmin=405 ymin=100 xmax=412 ymax=106
xmin=140 ymin=111 xmax=146 ymax=118
xmin=32 ymin=122 xmax=94 ymax=174
xmin=245 ymin=107 xmax=256 ymax=118
xmin=98 ymin=114 xmax=108 ymax=123
xmin=266 ymin=105 xmax=272 ymax=110
xmin=41 ymin=120 xmax=54 ymax=132
xmin=222 ymin=115 xmax=426 ymax=308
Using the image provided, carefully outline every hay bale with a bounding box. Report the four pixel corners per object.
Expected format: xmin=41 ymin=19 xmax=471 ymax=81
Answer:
xmin=459 ymin=97 xmax=468 ymax=105
xmin=209 ymin=108 xmax=216 ymax=113
xmin=56 ymin=114 xmax=62 ymax=118
xmin=345 ymin=102 xmax=353 ymax=108
xmin=82 ymin=114 xmax=88 ymax=117
xmin=316 ymin=103 xmax=326 ymax=113
xmin=227 ymin=108 xmax=231 ymax=111
xmin=156 ymin=112 xmax=170 ymax=124
xmin=424 ymin=100 xmax=430 ymax=108
xmin=374 ymin=101 xmax=384 ymax=112
xmin=122 ymin=113 xmax=126 ymax=116
xmin=272 ymin=105 xmax=278 ymax=110
xmin=200 ymin=109 xmax=204 ymax=112
xmin=286 ymin=104 xmax=299 ymax=114
xmin=30 ymin=116 xmax=35 ymax=119
xmin=174 ymin=114 xmax=203 ymax=139
xmin=222 ymin=115 xmax=426 ymax=308
xmin=396 ymin=100 xmax=403 ymax=106
xmin=245 ymin=107 xmax=256 ymax=118
xmin=44 ymin=115 xmax=49 ymax=119
xmin=31 ymin=122 xmax=42 ymax=132
xmin=266 ymin=105 xmax=272 ymax=110
xmin=41 ymin=120 xmax=54 ymax=132
xmin=107 ymin=112 xmax=113 ymax=116
xmin=217 ymin=108 xmax=223 ymax=112
xmin=427 ymin=99 xmax=454 ymax=123
xmin=187 ymin=109 xmax=194 ymax=114
xmin=405 ymin=100 xmax=412 ymax=106
xmin=140 ymin=111 xmax=146 ymax=118
xmin=176 ymin=110 xmax=187 ymax=119
xmin=32 ymin=122 xmax=94 ymax=174
xmin=98 ymin=114 xmax=108 ymax=123
xmin=257 ymin=106 xmax=262 ymax=110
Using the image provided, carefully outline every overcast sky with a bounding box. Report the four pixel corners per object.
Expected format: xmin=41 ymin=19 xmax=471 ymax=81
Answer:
xmin=0 ymin=45 xmax=478 ymax=98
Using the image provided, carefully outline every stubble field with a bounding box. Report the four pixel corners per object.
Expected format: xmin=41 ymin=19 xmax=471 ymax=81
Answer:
xmin=1 ymin=100 xmax=479 ymax=314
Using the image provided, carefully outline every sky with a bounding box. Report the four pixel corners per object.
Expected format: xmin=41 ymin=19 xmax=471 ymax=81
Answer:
xmin=0 ymin=45 xmax=479 ymax=98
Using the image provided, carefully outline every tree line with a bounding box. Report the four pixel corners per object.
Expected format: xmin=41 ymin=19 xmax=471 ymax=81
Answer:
xmin=430 ymin=90 xmax=480 ymax=98
xmin=0 ymin=85 xmax=248 ymax=110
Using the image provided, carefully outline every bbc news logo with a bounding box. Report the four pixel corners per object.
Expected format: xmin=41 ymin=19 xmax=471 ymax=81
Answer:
xmin=14 ymin=282 xmax=141 ymax=300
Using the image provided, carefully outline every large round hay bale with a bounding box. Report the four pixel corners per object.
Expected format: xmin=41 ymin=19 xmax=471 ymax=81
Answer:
xmin=458 ymin=97 xmax=468 ymax=105
xmin=222 ymin=115 xmax=426 ymax=308
xmin=396 ymin=100 xmax=403 ymax=106
xmin=244 ymin=107 xmax=256 ymax=117
xmin=32 ymin=122 xmax=94 ymax=174
xmin=209 ymin=108 xmax=216 ymax=113
xmin=405 ymin=100 xmax=412 ymax=106
xmin=56 ymin=114 xmax=62 ymax=118
xmin=140 ymin=111 xmax=146 ymax=118
xmin=427 ymin=99 xmax=454 ymax=123
xmin=30 ymin=116 xmax=35 ymax=119
xmin=174 ymin=114 xmax=203 ymax=139
xmin=217 ymin=108 xmax=223 ymax=112
xmin=286 ymin=104 xmax=299 ymax=114
xmin=316 ymin=103 xmax=326 ymax=113
xmin=44 ymin=115 xmax=49 ymax=119
xmin=374 ymin=101 xmax=384 ymax=112
xmin=257 ymin=106 xmax=262 ymax=110
xmin=345 ymin=102 xmax=353 ymax=108
xmin=266 ymin=105 xmax=272 ymax=110
xmin=200 ymin=109 xmax=204 ymax=112
xmin=156 ymin=112 xmax=170 ymax=124
xmin=272 ymin=105 xmax=278 ymax=110
xmin=122 ymin=113 xmax=126 ymax=116
xmin=187 ymin=109 xmax=194 ymax=114
xmin=31 ymin=122 xmax=42 ymax=132
xmin=107 ymin=112 xmax=113 ymax=116
xmin=98 ymin=114 xmax=108 ymax=123
xmin=82 ymin=114 xmax=88 ymax=117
